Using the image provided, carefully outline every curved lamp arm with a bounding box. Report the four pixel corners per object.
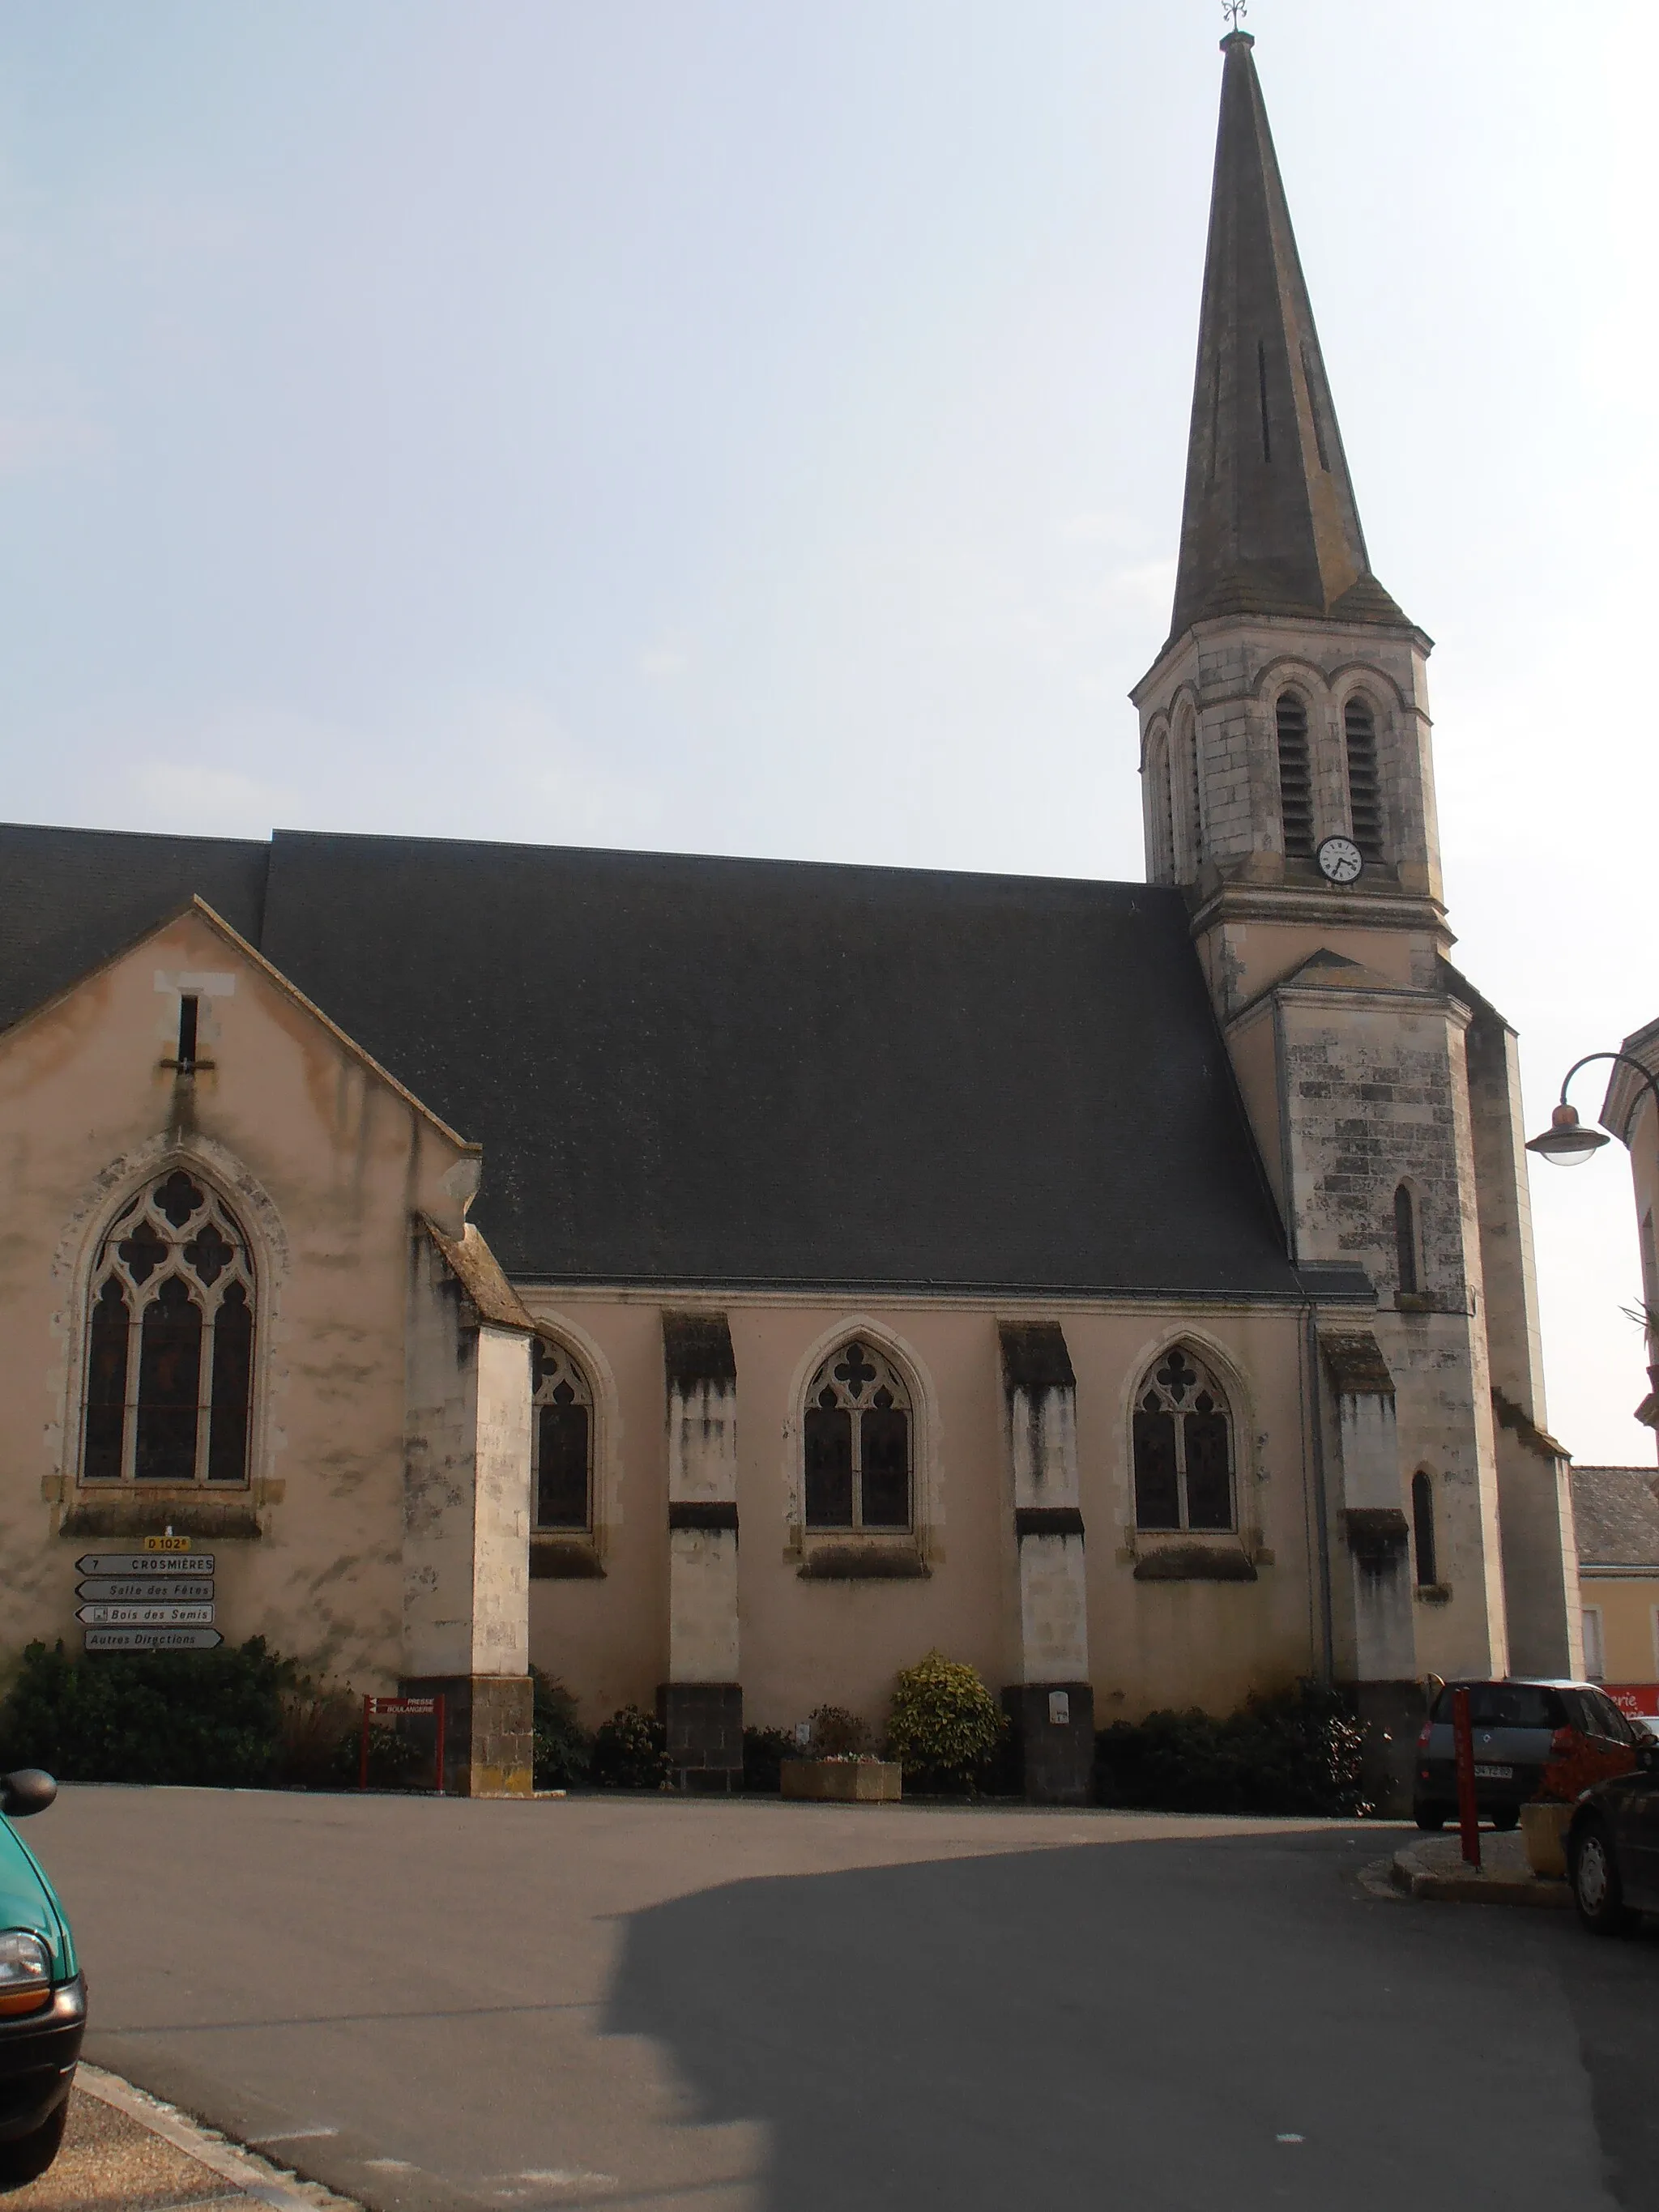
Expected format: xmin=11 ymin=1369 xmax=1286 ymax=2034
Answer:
xmin=1557 ymin=1052 xmax=1659 ymax=1145
xmin=1527 ymin=1050 xmax=1659 ymax=1166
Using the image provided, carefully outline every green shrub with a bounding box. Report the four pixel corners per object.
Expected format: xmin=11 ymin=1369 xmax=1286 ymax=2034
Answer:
xmin=531 ymin=1668 xmax=593 ymax=1789
xmin=276 ymin=1683 xmax=360 ymax=1788
xmin=330 ymin=1717 xmax=430 ymax=1790
xmin=1094 ymin=1680 xmax=1369 ymax=1818
xmin=591 ymin=1704 xmax=669 ymax=1790
xmin=742 ymin=1726 xmax=795 ymax=1792
xmin=885 ymin=1652 xmax=1007 ymax=1794
xmin=0 ymin=1639 xmax=295 ymax=1788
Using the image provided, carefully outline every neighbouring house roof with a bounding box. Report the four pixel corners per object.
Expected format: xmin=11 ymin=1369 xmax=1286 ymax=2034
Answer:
xmin=1570 ymin=1465 xmax=1659 ymax=1571
xmin=0 ymin=820 xmax=1303 ymax=1298
xmin=1165 ymin=32 xmax=1412 ymax=650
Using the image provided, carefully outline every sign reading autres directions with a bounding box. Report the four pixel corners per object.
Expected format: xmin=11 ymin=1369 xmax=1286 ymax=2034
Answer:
xmin=84 ymin=1629 xmax=223 ymax=1652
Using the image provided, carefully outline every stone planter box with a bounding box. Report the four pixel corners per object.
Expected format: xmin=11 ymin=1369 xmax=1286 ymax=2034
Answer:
xmin=1520 ymin=1801 xmax=1572 ymax=1879
xmin=780 ymin=1758 xmax=902 ymax=1804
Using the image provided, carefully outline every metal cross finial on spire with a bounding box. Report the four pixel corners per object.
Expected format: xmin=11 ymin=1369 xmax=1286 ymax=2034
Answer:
xmin=1222 ymin=0 xmax=1247 ymax=30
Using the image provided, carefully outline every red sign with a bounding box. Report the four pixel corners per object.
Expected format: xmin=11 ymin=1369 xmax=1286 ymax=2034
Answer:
xmin=1604 ymin=1684 xmax=1659 ymax=1718
xmin=366 ymin=1696 xmax=437 ymax=1716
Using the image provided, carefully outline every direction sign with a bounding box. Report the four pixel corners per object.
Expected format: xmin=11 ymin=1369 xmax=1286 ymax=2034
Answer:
xmin=77 ymin=1579 xmax=214 ymax=1604
xmin=76 ymin=1604 xmax=215 ymax=1627
xmin=84 ymin=1628 xmax=223 ymax=1652
xmin=75 ymin=1554 xmax=216 ymax=1576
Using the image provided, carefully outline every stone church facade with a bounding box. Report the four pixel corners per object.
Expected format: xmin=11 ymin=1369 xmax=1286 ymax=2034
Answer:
xmin=0 ymin=33 xmax=1578 ymax=1806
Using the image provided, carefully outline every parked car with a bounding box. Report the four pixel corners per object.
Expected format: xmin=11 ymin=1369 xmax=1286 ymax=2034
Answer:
xmin=0 ymin=1770 xmax=84 ymax=2186
xmin=1413 ymin=1680 xmax=1642 ymax=1831
xmin=1567 ymin=1739 xmax=1659 ymax=1933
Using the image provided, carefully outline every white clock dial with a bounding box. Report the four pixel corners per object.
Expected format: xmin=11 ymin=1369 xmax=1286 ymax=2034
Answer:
xmin=1316 ymin=835 xmax=1363 ymax=886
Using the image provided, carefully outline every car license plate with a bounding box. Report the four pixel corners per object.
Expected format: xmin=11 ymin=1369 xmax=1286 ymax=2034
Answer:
xmin=1473 ymin=1763 xmax=1512 ymax=1779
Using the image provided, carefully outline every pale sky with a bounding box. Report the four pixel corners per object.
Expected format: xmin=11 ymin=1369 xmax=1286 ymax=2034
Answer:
xmin=2 ymin=2 xmax=1653 ymax=1464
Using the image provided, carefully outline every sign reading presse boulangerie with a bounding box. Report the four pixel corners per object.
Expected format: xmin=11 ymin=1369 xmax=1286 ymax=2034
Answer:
xmin=75 ymin=1543 xmax=220 ymax=1651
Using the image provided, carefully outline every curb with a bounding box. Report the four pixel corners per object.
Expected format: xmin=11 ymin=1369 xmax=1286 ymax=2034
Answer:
xmin=77 ymin=2065 xmax=358 ymax=2210
xmin=1388 ymin=1841 xmax=1570 ymax=1909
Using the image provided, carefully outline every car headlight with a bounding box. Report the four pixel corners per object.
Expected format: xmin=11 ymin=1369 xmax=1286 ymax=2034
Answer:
xmin=0 ymin=1932 xmax=52 ymax=2016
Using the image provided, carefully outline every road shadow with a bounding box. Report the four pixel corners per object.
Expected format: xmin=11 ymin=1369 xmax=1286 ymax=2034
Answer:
xmin=606 ymin=1826 xmax=1656 ymax=2211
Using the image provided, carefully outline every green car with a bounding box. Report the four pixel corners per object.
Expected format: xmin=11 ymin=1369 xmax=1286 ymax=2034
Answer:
xmin=0 ymin=1771 xmax=84 ymax=2186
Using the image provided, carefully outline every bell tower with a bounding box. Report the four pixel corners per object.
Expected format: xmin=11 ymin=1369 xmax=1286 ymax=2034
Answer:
xmin=1132 ymin=30 xmax=1580 ymax=1775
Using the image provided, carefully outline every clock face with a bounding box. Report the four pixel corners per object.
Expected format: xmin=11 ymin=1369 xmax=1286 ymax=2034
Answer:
xmin=1316 ymin=835 xmax=1363 ymax=886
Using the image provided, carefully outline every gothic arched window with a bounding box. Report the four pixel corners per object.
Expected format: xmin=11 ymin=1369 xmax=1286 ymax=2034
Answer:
xmin=1343 ymin=695 xmax=1384 ymax=860
xmin=81 ymin=1167 xmax=254 ymax=1485
xmin=1132 ymin=1346 xmax=1235 ymax=1532
xmin=531 ymin=1338 xmax=593 ymax=1531
xmin=804 ymin=1340 xmax=911 ymax=1531
xmin=1274 ymin=693 xmax=1314 ymax=858
xmin=1411 ymin=1470 xmax=1437 ymax=1588
xmin=1394 ymin=1183 xmax=1420 ymax=1296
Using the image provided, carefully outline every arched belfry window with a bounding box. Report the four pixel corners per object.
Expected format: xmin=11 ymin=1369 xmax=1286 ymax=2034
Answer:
xmin=82 ymin=1167 xmax=254 ymax=1485
xmin=1176 ymin=710 xmax=1204 ymax=873
xmin=1394 ymin=1183 xmax=1420 ymax=1296
xmin=531 ymin=1338 xmax=593 ymax=1531
xmin=1275 ymin=693 xmax=1314 ymax=859
xmin=804 ymin=1340 xmax=911 ymax=1531
xmin=1132 ymin=1346 xmax=1235 ymax=1532
xmin=1411 ymin=1471 xmax=1437 ymax=1588
xmin=1146 ymin=727 xmax=1175 ymax=883
xmin=1344 ymin=696 xmax=1384 ymax=860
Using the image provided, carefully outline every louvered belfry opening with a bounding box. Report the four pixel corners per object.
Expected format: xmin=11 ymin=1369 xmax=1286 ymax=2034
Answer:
xmin=1275 ymin=693 xmax=1314 ymax=858
xmin=1345 ymin=697 xmax=1384 ymax=859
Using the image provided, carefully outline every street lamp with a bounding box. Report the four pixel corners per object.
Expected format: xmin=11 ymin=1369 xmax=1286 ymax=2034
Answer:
xmin=1526 ymin=1053 xmax=1659 ymax=1167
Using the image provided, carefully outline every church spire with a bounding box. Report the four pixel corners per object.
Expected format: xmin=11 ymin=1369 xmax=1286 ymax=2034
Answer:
xmin=1168 ymin=32 xmax=1409 ymax=643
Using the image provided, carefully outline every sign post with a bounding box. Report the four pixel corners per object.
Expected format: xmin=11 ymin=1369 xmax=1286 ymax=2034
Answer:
xmin=359 ymin=1695 xmax=446 ymax=1795
xmin=1452 ymin=1685 xmax=1482 ymax=1871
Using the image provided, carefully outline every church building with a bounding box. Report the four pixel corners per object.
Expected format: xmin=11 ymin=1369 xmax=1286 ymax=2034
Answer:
xmin=0 ymin=32 xmax=1580 ymax=1807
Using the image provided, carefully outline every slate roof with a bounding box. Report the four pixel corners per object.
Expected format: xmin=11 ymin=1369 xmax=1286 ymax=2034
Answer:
xmin=1571 ymin=1466 xmax=1659 ymax=1571
xmin=0 ymin=820 xmax=1305 ymax=1298
xmin=1166 ymin=33 xmax=1411 ymax=648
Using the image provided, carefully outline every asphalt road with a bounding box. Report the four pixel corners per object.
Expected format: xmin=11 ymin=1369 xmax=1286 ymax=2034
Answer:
xmin=23 ymin=1788 xmax=1659 ymax=2212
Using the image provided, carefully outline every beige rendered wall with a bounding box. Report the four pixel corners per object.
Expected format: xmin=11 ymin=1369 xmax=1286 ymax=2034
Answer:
xmin=519 ymin=1294 xmax=1321 ymax=1737
xmin=0 ymin=905 xmax=473 ymax=1690
xmin=1581 ymin=1578 xmax=1659 ymax=1686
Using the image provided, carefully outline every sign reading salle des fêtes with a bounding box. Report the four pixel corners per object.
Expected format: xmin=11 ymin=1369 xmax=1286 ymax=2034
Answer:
xmin=75 ymin=1542 xmax=220 ymax=1651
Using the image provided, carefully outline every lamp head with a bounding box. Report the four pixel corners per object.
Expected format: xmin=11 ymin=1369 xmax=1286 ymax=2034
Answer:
xmin=1525 ymin=1102 xmax=1610 ymax=1168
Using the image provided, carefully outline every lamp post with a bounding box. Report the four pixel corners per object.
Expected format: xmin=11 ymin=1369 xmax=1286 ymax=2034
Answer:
xmin=1525 ymin=1053 xmax=1659 ymax=1170
xmin=1527 ymin=1051 xmax=1659 ymax=1430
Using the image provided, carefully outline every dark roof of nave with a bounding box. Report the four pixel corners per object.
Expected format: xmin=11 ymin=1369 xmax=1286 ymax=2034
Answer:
xmin=1166 ymin=33 xmax=1411 ymax=649
xmin=1568 ymin=1467 xmax=1659 ymax=1570
xmin=0 ymin=820 xmax=1304 ymax=1298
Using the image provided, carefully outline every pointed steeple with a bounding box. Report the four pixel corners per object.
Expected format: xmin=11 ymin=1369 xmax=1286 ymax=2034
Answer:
xmin=1168 ymin=32 xmax=1409 ymax=642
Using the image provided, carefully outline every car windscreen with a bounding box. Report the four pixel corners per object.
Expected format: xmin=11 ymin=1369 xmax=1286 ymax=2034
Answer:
xmin=1431 ymin=1684 xmax=1564 ymax=1729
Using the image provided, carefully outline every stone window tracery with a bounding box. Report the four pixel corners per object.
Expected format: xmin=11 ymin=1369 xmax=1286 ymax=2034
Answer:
xmin=1132 ymin=1346 xmax=1235 ymax=1532
xmin=531 ymin=1337 xmax=593 ymax=1531
xmin=81 ymin=1168 xmax=254 ymax=1486
xmin=804 ymin=1341 xmax=911 ymax=1531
